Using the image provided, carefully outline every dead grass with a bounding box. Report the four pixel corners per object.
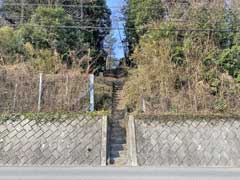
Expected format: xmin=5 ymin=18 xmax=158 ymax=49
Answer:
xmin=0 ymin=64 xmax=90 ymax=112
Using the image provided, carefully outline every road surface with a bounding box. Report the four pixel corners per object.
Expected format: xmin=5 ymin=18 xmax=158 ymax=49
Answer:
xmin=0 ymin=167 xmax=240 ymax=180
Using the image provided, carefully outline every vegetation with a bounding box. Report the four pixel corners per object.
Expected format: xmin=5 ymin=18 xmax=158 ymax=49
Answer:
xmin=0 ymin=0 xmax=111 ymax=73
xmin=0 ymin=111 xmax=108 ymax=124
xmin=124 ymin=0 xmax=165 ymax=52
xmin=123 ymin=1 xmax=240 ymax=114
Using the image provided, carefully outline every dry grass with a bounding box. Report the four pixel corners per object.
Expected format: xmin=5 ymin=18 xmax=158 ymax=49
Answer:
xmin=0 ymin=64 xmax=90 ymax=112
xmin=123 ymin=4 xmax=240 ymax=114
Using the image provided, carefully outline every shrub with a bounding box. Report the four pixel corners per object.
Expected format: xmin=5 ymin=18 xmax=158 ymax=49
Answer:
xmin=217 ymin=46 xmax=240 ymax=82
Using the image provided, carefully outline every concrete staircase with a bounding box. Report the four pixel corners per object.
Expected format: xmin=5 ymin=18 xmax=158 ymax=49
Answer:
xmin=109 ymin=80 xmax=128 ymax=166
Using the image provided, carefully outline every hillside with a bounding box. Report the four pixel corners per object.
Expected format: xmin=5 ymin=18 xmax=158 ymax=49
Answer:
xmin=123 ymin=0 xmax=240 ymax=114
xmin=0 ymin=0 xmax=111 ymax=73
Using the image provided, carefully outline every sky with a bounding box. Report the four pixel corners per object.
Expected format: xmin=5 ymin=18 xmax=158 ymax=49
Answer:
xmin=106 ymin=0 xmax=126 ymax=59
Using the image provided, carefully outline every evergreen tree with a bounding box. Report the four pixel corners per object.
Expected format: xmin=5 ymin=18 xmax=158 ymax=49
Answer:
xmin=0 ymin=0 xmax=111 ymax=71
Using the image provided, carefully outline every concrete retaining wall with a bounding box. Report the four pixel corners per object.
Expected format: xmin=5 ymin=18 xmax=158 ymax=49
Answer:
xmin=132 ymin=115 xmax=240 ymax=167
xmin=0 ymin=113 xmax=107 ymax=166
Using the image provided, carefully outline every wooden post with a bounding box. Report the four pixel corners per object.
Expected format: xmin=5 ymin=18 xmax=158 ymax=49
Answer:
xmin=38 ymin=73 xmax=43 ymax=112
xmin=89 ymin=74 xmax=94 ymax=112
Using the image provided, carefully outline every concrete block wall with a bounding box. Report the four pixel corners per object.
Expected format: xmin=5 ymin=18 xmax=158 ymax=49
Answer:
xmin=2 ymin=113 xmax=240 ymax=167
xmin=0 ymin=114 xmax=108 ymax=166
xmin=131 ymin=114 xmax=240 ymax=167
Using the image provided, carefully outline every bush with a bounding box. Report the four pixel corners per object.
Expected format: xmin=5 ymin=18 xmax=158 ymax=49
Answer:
xmin=217 ymin=46 xmax=240 ymax=82
xmin=123 ymin=5 xmax=240 ymax=113
xmin=0 ymin=26 xmax=23 ymax=63
xmin=24 ymin=43 xmax=62 ymax=73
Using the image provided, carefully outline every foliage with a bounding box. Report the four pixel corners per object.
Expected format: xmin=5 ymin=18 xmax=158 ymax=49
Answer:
xmin=123 ymin=2 xmax=240 ymax=113
xmin=0 ymin=111 xmax=108 ymax=124
xmin=124 ymin=0 xmax=165 ymax=55
xmin=0 ymin=1 xmax=111 ymax=72
xmin=24 ymin=42 xmax=62 ymax=73
xmin=21 ymin=7 xmax=84 ymax=55
xmin=217 ymin=46 xmax=240 ymax=82
xmin=0 ymin=26 xmax=24 ymax=63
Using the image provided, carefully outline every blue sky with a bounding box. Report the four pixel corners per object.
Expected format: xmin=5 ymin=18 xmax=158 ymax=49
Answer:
xmin=106 ymin=0 xmax=125 ymax=59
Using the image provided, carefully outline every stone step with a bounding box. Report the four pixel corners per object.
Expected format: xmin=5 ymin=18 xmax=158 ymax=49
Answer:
xmin=111 ymin=115 xmax=124 ymax=119
xmin=110 ymin=150 xmax=128 ymax=158
xmin=113 ymin=93 xmax=121 ymax=95
xmin=112 ymin=111 xmax=125 ymax=115
xmin=112 ymin=117 xmax=125 ymax=121
xmin=113 ymin=87 xmax=123 ymax=90
xmin=111 ymin=121 xmax=125 ymax=126
xmin=114 ymin=83 xmax=123 ymax=86
xmin=112 ymin=99 xmax=122 ymax=102
xmin=110 ymin=135 xmax=125 ymax=141
xmin=113 ymin=92 xmax=122 ymax=95
xmin=114 ymin=84 xmax=123 ymax=86
xmin=111 ymin=135 xmax=125 ymax=140
xmin=113 ymin=91 xmax=122 ymax=94
xmin=109 ymin=80 xmax=127 ymax=166
xmin=111 ymin=130 xmax=126 ymax=137
xmin=112 ymin=103 xmax=123 ymax=106
xmin=110 ymin=137 xmax=126 ymax=144
xmin=112 ymin=114 xmax=124 ymax=118
xmin=111 ymin=124 xmax=125 ymax=129
xmin=113 ymin=90 xmax=123 ymax=93
xmin=112 ymin=118 xmax=124 ymax=124
xmin=112 ymin=111 xmax=125 ymax=116
xmin=111 ymin=132 xmax=126 ymax=138
xmin=111 ymin=126 xmax=125 ymax=132
xmin=111 ymin=117 xmax=125 ymax=121
xmin=110 ymin=144 xmax=127 ymax=151
xmin=112 ymin=95 xmax=122 ymax=98
xmin=112 ymin=95 xmax=121 ymax=98
xmin=112 ymin=107 xmax=123 ymax=111
xmin=113 ymin=93 xmax=122 ymax=95
xmin=110 ymin=158 xmax=128 ymax=166
xmin=112 ymin=111 xmax=124 ymax=115
xmin=112 ymin=127 xmax=126 ymax=131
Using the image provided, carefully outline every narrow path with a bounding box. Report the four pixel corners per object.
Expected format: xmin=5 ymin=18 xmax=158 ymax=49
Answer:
xmin=109 ymin=79 xmax=128 ymax=166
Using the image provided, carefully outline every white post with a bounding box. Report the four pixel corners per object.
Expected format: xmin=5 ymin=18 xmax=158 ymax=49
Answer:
xmin=224 ymin=0 xmax=232 ymax=47
xmin=81 ymin=0 xmax=83 ymax=20
xmin=13 ymin=83 xmax=18 ymax=112
xmin=65 ymin=74 xmax=69 ymax=107
xmin=142 ymin=96 xmax=146 ymax=113
xmin=89 ymin=74 xmax=94 ymax=112
xmin=128 ymin=115 xmax=138 ymax=166
xmin=101 ymin=116 xmax=108 ymax=166
xmin=20 ymin=0 xmax=24 ymax=24
xmin=38 ymin=73 xmax=43 ymax=112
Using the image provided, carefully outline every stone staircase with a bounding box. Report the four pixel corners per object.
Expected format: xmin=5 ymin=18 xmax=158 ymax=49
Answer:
xmin=109 ymin=80 xmax=128 ymax=166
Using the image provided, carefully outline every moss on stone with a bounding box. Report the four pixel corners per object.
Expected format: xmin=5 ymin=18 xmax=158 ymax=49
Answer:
xmin=0 ymin=111 xmax=108 ymax=124
xmin=135 ymin=112 xmax=240 ymax=121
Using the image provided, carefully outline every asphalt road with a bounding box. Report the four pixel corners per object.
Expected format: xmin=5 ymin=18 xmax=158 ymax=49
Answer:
xmin=0 ymin=167 xmax=240 ymax=180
